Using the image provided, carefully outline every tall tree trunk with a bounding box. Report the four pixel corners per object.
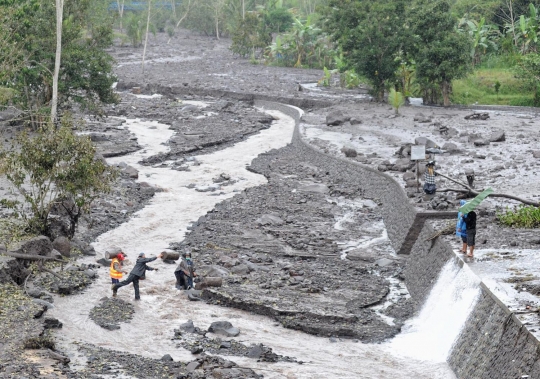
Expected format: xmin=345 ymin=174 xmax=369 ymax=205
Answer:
xmin=242 ymin=0 xmax=245 ymax=19
xmin=215 ymin=12 xmax=219 ymax=40
xmin=142 ymin=0 xmax=152 ymax=74
xmin=51 ymin=0 xmax=64 ymax=124
xmin=441 ymin=80 xmax=451 ymax=107
xmin=117 ymin=0 xmax=125 ymax=31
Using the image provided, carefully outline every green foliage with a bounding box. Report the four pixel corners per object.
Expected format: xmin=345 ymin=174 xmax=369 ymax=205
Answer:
xmin=0 ymin=0 xmax=117 ymax=116
xmin=408 ymin=0 xmax=472 ymax=106
xmin=125 ymin=11 xmax=145 ymax=47
xmin=388 ymin=88 xmax=405 ymax=114
xmin=265 ymin=16 xmax=333 ymax=69
xmin=451 ymin=67 xmax=533 ymax=105
xmin=230 ymin=12 xmax=270 ymax=58
xmin=458 ymin=17 xmax=500 ymax=66
xmin=317 ymin=66 xmax=333 ymax=86
xmin=498 ymin=205 xmax=540 ymax=228
xmin=263 ymin=7 xmax=294 ymax=33
xmin=340 ymin=70 xmax=361 ymax=89
xmin=323 ymin=0 xmax=409 ymax=101
xmin=515 ymin=53 xmax=540 ymax=106
xmin=0 ymin=117 xmax=118 ymax=237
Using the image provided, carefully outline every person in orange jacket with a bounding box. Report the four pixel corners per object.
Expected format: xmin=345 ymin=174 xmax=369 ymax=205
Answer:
xmin=110 ymin=252 xmax=128 ymax=285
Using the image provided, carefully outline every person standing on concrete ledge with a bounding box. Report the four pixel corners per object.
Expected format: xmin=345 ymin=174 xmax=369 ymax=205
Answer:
xmin=423 ymin=161 xmax=437 ymax=194
xmin=464 ymin=211 xmax=477 ymax=258
xmin=112 ymin=252 xmax=162 ymax=300
xmin=456 ymin=200 xmax=468 ymax=254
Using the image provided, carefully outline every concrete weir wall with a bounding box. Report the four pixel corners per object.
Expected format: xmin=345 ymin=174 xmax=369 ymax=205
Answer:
xmin=253 ymin=100 xmax=540 ymax=379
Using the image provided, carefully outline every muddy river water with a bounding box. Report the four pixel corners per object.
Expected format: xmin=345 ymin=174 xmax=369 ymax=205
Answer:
xmin=47 ymin=105 xmax=478 ymax=378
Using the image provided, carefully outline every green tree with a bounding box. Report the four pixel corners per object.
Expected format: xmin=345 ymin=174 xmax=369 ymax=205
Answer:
xmin=323 ymin=0 xmax=409 ymax=101
xmin=408 ymin=0 xmax=472 ymax=106
xmin=263 ymin=7 xmax=294 ymax=33
xmin=515 ymin=53 xmax=540 ymax=106
xmin=230 ymin=12 xmax=271 ymax=57
xmin=0 ymin=118 xmax=118 ymax=237
xmin=0 ymin=0 xmax=117 ymax=119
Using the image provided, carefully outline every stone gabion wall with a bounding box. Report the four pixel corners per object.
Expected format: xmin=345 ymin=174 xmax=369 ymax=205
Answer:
xmin=449 ymin=284 xmax=540 ymax=379
xmin=253 ymin=99 xmax=540 ymax=378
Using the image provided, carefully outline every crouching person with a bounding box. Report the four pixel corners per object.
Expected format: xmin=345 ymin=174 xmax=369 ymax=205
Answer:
xmin=112 ymin=252 xmax=162 ymax=300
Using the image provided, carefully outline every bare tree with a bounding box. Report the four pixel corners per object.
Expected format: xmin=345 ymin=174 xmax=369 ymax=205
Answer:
xmin=117 ymin=0 xmax=126 ymax=31
xmin=499 ymin=0 xmax=518 ymax=47
xmin=51 ymin=0 xmax=64 ymax=123
xmin=142 ymin=0 xmax=152 ymax=74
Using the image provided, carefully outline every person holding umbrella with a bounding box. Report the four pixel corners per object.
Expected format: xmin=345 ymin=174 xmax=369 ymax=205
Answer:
xmin=464 ymin=210 xmax=477 ymax=258
xmin=456 ymin=200 xmax=468 ymax=254
xmin=458 ymin=187 xmax=493 ymax=259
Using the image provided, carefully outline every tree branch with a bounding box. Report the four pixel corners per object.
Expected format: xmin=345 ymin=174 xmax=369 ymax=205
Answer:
xmin=2 ymin=251 xmax=65 ymax=262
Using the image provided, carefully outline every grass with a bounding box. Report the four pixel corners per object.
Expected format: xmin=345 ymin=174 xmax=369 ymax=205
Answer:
xmin=452 ymin=66 xmax=535 ymax=106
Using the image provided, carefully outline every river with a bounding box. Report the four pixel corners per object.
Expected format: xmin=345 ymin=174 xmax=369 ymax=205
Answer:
xmin=48 ymin=104 xmax=475 ymax=378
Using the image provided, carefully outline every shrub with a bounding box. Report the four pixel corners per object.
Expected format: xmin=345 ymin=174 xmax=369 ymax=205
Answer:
xmin=0 ymin=117 xmax=118 ymax=237
xmin=497 ymin=205 xmax=540 ymax=228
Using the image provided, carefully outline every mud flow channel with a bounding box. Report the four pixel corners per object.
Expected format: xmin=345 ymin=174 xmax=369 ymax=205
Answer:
xmin=48 ymin=104 xmax=471 ymax=378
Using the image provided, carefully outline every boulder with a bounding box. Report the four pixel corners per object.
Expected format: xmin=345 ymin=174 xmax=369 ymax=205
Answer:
xmin=402 ymin=172 xmax=416 ymax=182
xmin=124 ymin=165 xmax=139 ymax=179
xmin=533 ymin=151 xmax=540 ymax=158
xmin=326 ymin=110 xmax=350 ymax=126
xmin=413 ymin=113 xmax=432 ymax=123
xmin=179 ymin=320 xmax=197 ymax=333
xmin=197 ymin=265 xmax=230 ymax=277
xmin=11 ymin=236 xmax=52 ymax=256
xmin=489 ymin=130 xmax=505 ymax=142
xmin=442 ymin=142 xmax=459 ymax=152
xmin=473 ymin=139 xmax=490 ymax=146
xmin=208 ymin=321 xmax=240 ymax=337
xmin=230 ymin=264 xmax=250 ymax=275
xmin=341 ymin=147 xmax=357 ymax=158
xmin=392 ymin=158 xmax=414 ymax=172
xmin=414 ymin=137 xmax=438 ymax=148
xmin=52 ymin=236 xmax=71 ymax=258
xmin=71 ymin=239 xmax=96 ymax=256
xmin=186 ymin=361 xmax=201 ymax=372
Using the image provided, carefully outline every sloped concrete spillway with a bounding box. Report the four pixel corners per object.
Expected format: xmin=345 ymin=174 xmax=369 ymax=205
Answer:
xmin=48 ymin=100 xmax=496 ymax=378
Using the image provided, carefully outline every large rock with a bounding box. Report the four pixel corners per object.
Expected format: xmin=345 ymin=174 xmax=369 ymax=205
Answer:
xmin=414 ymin=137 xmax=438 ymax=148
xmin=208 ymin=321 xmax=240 ymax=337
xmin=71 ymin=238 xmax=96 ymax=256
xmin=52 ymin=236 xmax=71 ymax=258
xmin=326 ymin=110 xmax=350 ymax=126
xmin=123 ymin=165 xmax=139 ymax=179
xmin=11 ymin=236 xmax=52 ymax=256
xmin=341 ymin=147 xmax=357 ymax=158
xmin=442 ymin=142 xmax=459 ymax=152
xmin=413 ymin=113 xmax=432 ymax=123
xmin=533 ymin=151 xmax=540 ymax=158
xmin=197 ymin=265 xmax=230 ymax=277
xmin=473 ymin=139 xmax=490 ymax=146
xmin=489 ymin=130 xmax=506 ymax=142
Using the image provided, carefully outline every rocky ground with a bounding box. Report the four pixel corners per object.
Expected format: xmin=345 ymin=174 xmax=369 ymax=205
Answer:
xmin=172 ymin=142 xmax=410 ymax=343
xmin=1 ymin=27 xmax=540 ymax=378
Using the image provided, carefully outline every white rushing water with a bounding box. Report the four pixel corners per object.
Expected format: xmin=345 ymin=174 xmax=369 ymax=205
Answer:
xmin=48 ymin=106 xmax=477 ymax=378
xmin=387 ymin=260 xmax=481 ymax=362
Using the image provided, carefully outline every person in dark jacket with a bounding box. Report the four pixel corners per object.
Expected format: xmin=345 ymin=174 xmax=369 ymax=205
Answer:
xmin=456 ymin=200 xmax=468 ymax=254
xmin=112 ymin=252 xmax=162 ymax=300
xmin=464 ymin=211 xmax=477 ymax=258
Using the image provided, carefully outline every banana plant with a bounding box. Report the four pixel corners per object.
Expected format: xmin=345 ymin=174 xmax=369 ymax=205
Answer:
xmin=460 ymin=17 xmax=499 ymax=66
